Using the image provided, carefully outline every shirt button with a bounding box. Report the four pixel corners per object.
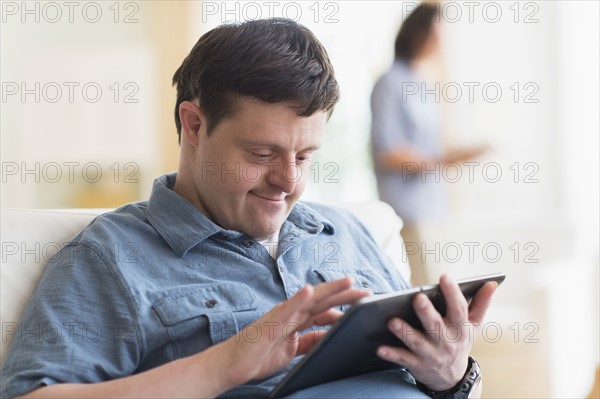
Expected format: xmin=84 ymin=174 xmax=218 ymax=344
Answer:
xmin=243 ymin=240 xmax=254 ymax=247
xmin=278 ymin=266 xmax=284 ymax=273
xmin=205 ymin=299 xmax=218 ymax=308
xmin=361 ymin=281 xmax=369 ymax=288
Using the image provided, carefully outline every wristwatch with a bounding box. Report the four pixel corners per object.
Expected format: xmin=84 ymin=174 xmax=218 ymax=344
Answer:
xmin=415 ymin=356 xmax=481 ymax=399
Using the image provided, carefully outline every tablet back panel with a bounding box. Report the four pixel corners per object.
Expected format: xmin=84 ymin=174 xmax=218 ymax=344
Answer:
xmin=269 ymin=273 xmax=505 ymax=398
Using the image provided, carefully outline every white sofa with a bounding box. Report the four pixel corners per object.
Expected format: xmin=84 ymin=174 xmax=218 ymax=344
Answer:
xmin=0 ymin=202 xmax=409 ymax=365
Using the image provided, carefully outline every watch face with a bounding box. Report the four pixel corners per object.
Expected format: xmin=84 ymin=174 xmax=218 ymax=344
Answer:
xmin=448 ymin=357 xmax=481 ymax=399
xmin=466 ymin=375 xmax=482 ymax=399
xmin=465 ymin=358 xmax=482 ymax=399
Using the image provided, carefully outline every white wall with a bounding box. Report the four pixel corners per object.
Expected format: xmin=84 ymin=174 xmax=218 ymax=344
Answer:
xmin=1 ymin=2 xmax=163 ymax=207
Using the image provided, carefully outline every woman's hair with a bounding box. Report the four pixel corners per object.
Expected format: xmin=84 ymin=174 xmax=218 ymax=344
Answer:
xmin=394 ymin=3 xmax=441 ymax=61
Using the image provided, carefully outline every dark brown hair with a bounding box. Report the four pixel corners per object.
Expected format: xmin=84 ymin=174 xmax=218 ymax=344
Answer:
xmin=172 ymin=18 xmax=340 ymax=142
xmin=394 ymin=3 xmax=441 ymax=61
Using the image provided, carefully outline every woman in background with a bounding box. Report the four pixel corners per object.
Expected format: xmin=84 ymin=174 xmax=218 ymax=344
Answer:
xmin=371 ymin=2 xmax=487 ymax=285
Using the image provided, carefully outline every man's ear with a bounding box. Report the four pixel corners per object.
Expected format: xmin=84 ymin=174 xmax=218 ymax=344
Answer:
xmin=179 ymin=101 xmax=204 ymax=148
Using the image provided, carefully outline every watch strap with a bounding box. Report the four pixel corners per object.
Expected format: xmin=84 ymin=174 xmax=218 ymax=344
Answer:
xmin=415 ymin=356 xmax=481 ymax=399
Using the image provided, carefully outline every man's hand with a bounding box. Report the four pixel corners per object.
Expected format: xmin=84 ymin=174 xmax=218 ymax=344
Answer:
xmin=21 ymin=277 xmax=369 ymax=399
xmin=376 ymin=274 xmax=497 ymax=392
xmin=218 ymin=277 xmax=370 ymax=387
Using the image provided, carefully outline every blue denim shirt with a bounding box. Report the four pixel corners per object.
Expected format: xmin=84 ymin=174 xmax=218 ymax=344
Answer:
xmin=1 ymin=173 xmax=410 ymax=398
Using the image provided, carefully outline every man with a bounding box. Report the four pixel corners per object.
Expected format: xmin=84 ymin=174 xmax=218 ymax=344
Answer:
xmin=1 ymin=19 xmax=496 ymax=398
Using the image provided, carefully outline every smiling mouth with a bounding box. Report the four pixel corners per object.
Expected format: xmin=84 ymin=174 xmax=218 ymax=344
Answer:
xmin=251 ymin=192 xmax=285 ymax=202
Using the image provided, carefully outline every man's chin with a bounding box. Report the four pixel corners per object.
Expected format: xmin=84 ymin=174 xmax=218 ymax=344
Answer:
xmin=243 ymin=201 xmax=297 ymax=238
xmin=246 ymin=218 xmax=287 ymax=241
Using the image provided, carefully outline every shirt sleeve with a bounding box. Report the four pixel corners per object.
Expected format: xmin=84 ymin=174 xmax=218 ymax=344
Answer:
xmin=370 ymin=74 xmax=412 ymax=154
xmin=1 ymin=242 xmax=143 ymax=398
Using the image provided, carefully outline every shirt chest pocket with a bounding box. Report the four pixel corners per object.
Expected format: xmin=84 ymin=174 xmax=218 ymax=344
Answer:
xmin=153 ymin=283 xmax=258 ymax=359
xmin=314 ymin=268 xmax=393 ymax=311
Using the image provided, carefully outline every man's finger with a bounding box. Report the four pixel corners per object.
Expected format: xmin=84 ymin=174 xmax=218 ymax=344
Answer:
xmin=297 ymin=330 xmax=328 ymax=354
xmin=468 ymin=281 xmax=498 ymax=324
xmin=270 ymin=285 xmax=315 ymax=324
xmin=439 ymin=274 xmax=469 ymax=324
xmin=308 ymin=288 xmax=370 ymax=316
xmin=388 ymin=317 xmax=433 ymax=356
xmin=376 ymin=344 xmax=420 ymax=369
xmin=312 ymin=276 xmax=354 ymax=302
xmin=297 ymin=310 xmax=337 ymax=331
xmin=311 ymin=308 xmax=343 ymax=326
xmin=412 ymin=293 xmax=445 ymax=341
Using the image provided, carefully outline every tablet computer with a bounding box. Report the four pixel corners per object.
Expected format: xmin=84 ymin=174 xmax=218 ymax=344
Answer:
xmin=269 ymin=272 xmax=505 ymax=398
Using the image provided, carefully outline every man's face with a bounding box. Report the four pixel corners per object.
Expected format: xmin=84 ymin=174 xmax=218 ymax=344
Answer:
xmin=189 ymin=99 xmax=327 ymax=241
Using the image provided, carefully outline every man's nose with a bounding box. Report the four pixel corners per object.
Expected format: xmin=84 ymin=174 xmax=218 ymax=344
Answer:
xmin=268 ymin=161 xmax=300 ymax=194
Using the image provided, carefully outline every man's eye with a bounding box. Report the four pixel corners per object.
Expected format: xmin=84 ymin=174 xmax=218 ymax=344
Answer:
xmin=296 ymin=153 xmax=312 ymax=163
xmin=254 ymin=153 xmax=272 ymax=159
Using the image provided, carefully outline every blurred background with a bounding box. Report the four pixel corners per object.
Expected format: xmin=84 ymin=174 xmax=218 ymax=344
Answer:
xmin=1 ymin=1 xmax=598 ymax=397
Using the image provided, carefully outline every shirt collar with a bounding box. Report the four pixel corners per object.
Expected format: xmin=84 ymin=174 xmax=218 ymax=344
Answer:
xmin=146 ymin=173 xmax=335 ymax=257
xmin=146 ymin=173 xmax=222 ymax=257
xmin=286 ymin=201 xmax=335 ymax=235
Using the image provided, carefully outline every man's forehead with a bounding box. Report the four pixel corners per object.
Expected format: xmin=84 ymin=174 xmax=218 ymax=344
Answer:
xmin=222 ymin=99 xmax=327 ymax=126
